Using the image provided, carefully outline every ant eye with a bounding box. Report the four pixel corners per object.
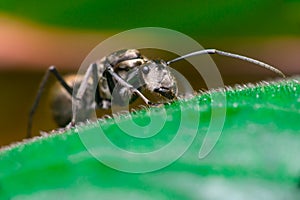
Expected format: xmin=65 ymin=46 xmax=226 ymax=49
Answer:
xmin=142 ymin=66 xmax=150 ymax=74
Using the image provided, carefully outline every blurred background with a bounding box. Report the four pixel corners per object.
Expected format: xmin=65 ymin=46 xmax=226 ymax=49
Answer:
xmin=0 ymin=0 xmax=299 ymax=146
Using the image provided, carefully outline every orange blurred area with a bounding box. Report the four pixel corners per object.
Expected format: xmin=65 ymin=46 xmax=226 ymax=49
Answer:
xmin=0 ymin=15 xmax=299 ymax=147
xmin=1 ymin=14 xmax=300 ymax=73
xmin=0 ymin=14 xmax=113 ymax=70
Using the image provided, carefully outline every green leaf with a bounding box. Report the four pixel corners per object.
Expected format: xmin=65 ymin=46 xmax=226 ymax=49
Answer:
xmin=0 ymin=77 xmax=300 ymax=199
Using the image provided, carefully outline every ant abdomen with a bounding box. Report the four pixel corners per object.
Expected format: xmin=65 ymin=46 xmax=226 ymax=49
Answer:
xmin=50 ymin=74 xmax=81 ymax=127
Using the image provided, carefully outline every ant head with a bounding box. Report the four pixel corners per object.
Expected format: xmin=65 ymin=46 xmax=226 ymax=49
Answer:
xmin=140 ymin=60 xmax=178 ymax=99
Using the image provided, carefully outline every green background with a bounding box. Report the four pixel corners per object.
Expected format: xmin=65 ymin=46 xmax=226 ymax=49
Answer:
xmin=1 ymin=0 xmax=300 ymax=37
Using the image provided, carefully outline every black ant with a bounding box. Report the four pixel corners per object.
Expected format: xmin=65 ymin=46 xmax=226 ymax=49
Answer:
xmin=27 ymin=49 xmax=285 ymax=138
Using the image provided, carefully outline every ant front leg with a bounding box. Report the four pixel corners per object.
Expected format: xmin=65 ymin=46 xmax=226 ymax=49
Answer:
xmin=71 ymin=63 xmax=99 ymax=125
xmin=104 ymin=65 xmax=155 ymax=106
xmin=27 ymin=66 xmax=73 ymax=138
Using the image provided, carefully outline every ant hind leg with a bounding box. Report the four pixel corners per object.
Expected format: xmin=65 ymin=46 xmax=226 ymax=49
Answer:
xmin=27 ymin=66 xmax=72 ymax=138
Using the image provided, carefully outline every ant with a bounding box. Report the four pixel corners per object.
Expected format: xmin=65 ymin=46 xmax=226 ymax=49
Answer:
xmin=27 ymin=49 xmax=285 ymax=138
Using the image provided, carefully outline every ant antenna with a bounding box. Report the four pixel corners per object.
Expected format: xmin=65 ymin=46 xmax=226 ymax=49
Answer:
xmin=167 ymin=49 xmax=285 ymax=78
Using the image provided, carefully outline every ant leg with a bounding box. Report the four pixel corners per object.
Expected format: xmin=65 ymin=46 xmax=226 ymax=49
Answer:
xmin=49 ymin=66 xmax=73 ymax=94
xmin=27 ymin=66 xmax=73 ymax=138
xmin=72 ymin=63 xmax=98 ymax=124
xmin=167 ymin=49 xmax=286 ymax=78
xmin=105 ymin=66 xmax=154 ymax=105
xmin=94 ymin=83 xmax=102 ymax=108
xmin=74 ymin=63 xmax=98 ymax=100
xmin=103 ymin=65 xmax=117 ymax=98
